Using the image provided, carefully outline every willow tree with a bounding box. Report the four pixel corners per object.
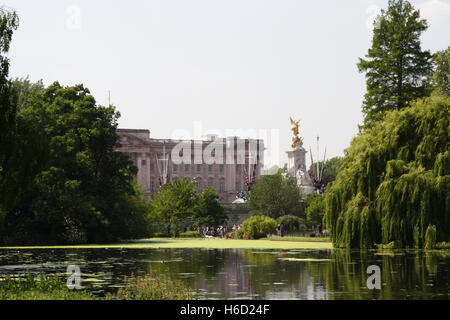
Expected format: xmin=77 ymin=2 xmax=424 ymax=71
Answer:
xmin=358 ymin=0 xmax=433 ymax=128
xmin=326 ymin=94 xmax=449 ymax=248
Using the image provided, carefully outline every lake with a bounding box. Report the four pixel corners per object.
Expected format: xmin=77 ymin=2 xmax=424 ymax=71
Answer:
xmin=0 ymin=247 xmax=449 ymax=299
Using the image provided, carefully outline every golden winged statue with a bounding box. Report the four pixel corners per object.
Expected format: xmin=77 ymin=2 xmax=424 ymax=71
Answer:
xmin=290 ymin=117 xmax=303 ymax=148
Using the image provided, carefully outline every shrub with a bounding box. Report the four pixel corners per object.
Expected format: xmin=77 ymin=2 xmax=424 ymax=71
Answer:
xmin=241 ymin=215 xmax=278 ymax=239
xmin=277 ymin=215 xmax=307 ymax=234
xmin=236 ymin=228 xmax=246 ymax=239
xmin=108 ymin=273 xmax=195 ymax=300
xmin=179 ymin=231 xmax=202 ymax=238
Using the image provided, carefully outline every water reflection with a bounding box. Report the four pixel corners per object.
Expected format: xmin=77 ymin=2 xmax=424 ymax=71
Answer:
xmin=0 ymin=248 xmax=449 ymax=299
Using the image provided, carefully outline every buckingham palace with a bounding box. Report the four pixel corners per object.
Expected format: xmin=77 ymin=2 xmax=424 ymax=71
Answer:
xmin=116 ymin=129 xmax=265 ymax=203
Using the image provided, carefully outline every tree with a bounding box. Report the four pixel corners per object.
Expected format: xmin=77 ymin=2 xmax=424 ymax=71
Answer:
xmin=277 ymin=215 xmax=307 ymax=234
xmin=247 ymin=173 xmax=304 ymax=219
xmin=326 ymin=94 xmax=449 ymax=248
xmin=2 ymin=81 xmax=149 ymax=244
xmin=304 ymin=193 xmax=325 ymax=227
xmin=0 ymin=8 xmax=19 ymax=228
xmin=193 ymin=187 xmax=227 ymax=227
xmin=432 ymin=46 xmax=450 ymax=96
xmin=241 ymin=215 xmax=278 ymax=239
xmin=358 ymin=0 xmax=433 ymax=128
xmin=150 ymin=179 xmax=198 ymax=237
xmin=12 ymin=77 xmax=45 ymax=109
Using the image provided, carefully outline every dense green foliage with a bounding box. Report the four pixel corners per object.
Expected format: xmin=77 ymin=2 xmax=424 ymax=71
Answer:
xmin=192 ymin=186 xmax=227 ymax=227
xmin=241 ymin=215 xmax=278 ymax=239
xmin=328 ymin=0 xmax=449 ymax=249
xmin=150 ymin=179 xmax=198 ymax=237
xmin=1 ymin=81 xmax=151 ymax=244
xmin=326 ymin=94 xmax=450 ymax=248
xmin=150 ymin=179 xmax=226 ymax=237
xmin=432 ymin=46 xmax=450 ymax=96
xmin=0 ymin=8 xmax=19 ymax=230
xmin=277 ymin=215 xmax=306 ymax=234
xmin=247 ymin=173 xmax=304 ymax=218
xmin=304 ymin=193 xmax=326 ymax=227
xmin=357 ymin=0 xmax=433 ymax=128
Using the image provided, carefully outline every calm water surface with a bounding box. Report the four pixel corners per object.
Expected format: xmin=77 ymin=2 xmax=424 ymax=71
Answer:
xmin=0 ymin=248 xmax=449 ymax=299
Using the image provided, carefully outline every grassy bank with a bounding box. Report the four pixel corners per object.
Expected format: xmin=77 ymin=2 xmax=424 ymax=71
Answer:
xmin=0 ymin=238 xmax=333 ymax=250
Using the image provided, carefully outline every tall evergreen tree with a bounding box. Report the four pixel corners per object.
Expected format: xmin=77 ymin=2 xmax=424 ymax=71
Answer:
xmin=358 ymin=0 xmax=433 ymax=128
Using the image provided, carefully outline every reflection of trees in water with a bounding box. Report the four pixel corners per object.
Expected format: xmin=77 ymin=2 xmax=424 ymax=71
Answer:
xmin=4 ymin=248 xmax=449 ymax=299
xmin=306 ymin=250 xmax=450 ymax=299
xmin=142 ymin=249 xmax=228 ymax=293
xmin=238 ymin=250 xmax=329 ymax=299
xmin=139 ymin=249 xmax=329 ymax=299
xmin=198 ymin=249 xmax=252 ymax=299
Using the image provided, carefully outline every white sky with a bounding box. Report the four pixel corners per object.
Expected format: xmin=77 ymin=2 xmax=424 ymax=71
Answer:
xmin=4 ymin=0 xmax=450 ymax=168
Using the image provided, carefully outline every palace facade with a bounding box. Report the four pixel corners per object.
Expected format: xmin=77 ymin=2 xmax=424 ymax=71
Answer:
xmin=116 ymin=129 xmax=264 ymax=203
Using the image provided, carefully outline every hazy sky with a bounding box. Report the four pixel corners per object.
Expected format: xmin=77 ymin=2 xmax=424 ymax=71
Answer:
xmin=4 ymin=0 xmax=450 ymax=167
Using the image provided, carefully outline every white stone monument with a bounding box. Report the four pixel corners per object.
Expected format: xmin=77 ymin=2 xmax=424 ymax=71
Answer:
xmin=286 ymin=118 xmax=316 ymax=195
